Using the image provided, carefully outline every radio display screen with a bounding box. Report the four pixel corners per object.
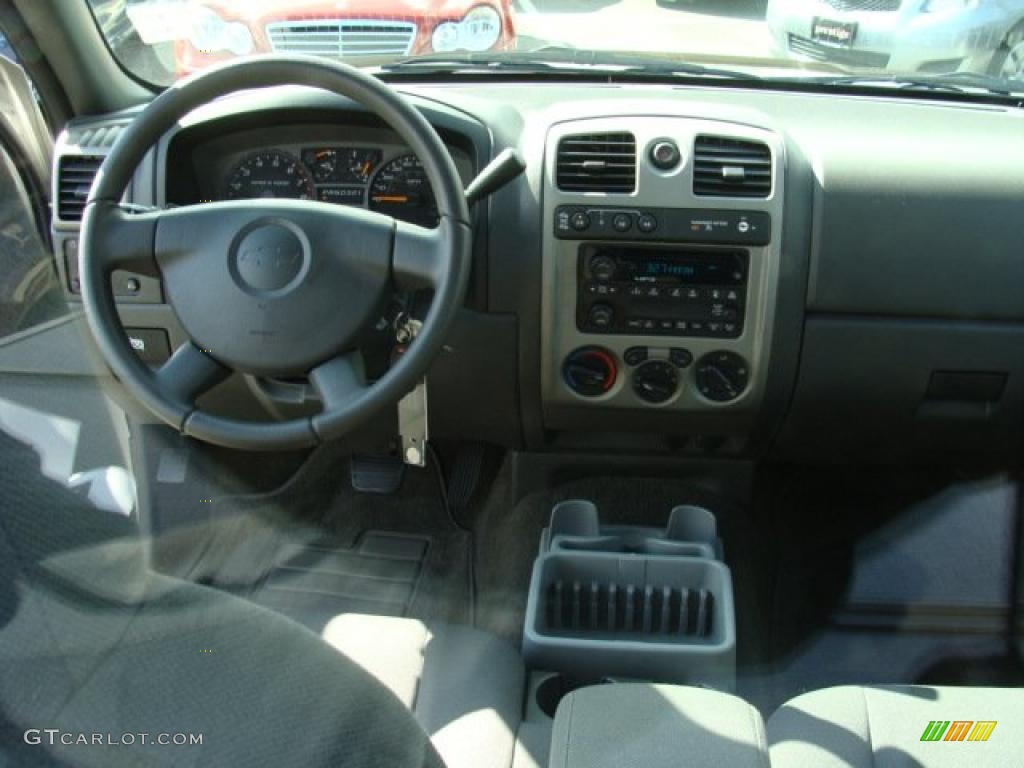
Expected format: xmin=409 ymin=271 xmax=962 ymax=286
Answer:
xmin=583 ymin=246 xmax=747 ymax=286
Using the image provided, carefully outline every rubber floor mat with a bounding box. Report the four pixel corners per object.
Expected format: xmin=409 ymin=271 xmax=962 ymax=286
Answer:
xmin=249 ymin=531 xmax=431 ymax=633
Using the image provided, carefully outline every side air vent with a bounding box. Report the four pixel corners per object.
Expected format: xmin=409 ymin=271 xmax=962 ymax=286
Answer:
xmin=57 ymin=155 xmax=104 ymax=222
xmin=693 ymin=135 xmax=772 ymax=198
xmin=556 ymin=132 xmax=636 ymax=193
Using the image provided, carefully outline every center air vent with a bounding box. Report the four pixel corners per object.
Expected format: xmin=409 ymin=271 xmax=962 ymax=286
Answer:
xmin=557 ymin=132 xmax=636 ymax=194
xmin=57 ymin=155 xmax=105 ymax=222
xmin=693 ymin=136 xmax=772 ymax=198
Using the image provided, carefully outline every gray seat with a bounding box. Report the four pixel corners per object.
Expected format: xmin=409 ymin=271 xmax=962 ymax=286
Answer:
xmin=548 ymin=683 xmax=770 ymax=768
xmin=0 ymin=432 xmax=522 ymax=767
xmin=768 ymin=684 xmax=1024 ymax=767
xmin=324 ymin=614 xmax=524 ymax=768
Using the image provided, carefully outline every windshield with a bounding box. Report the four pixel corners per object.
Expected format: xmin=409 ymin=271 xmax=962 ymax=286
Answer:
xmin=87 ymin=0 xmax=1024 ymax=93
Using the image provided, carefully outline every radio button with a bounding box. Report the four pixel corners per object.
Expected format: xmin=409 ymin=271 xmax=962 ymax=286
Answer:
xmin=638 ymin=214 xmax=658 ymax=233
xmin=690 ymin=321 xmax=705 ymax=333
xmin=641 ymin=319 xmax=657 ymax=332
xmin=628 ymin=286 xmax=644 ymax=297
xmin=674 ymin=320 xmax=689 ymax=332
xmin=571 ymin=212 xmax=591 ymax=231
xmin=668 ymin=287 xmax=683 ymax=299
xmin=724 ymin=323 xmax=738 ymax=335
xmin=726 ymin=290 xmax=740 ymax=302
xmin=646 ymin=286 xmax=661 ymax=298
xmin=686 ymin=288 xmax=701 ymax=300
xmin=626 ymin=318 xmax=644 ymax=332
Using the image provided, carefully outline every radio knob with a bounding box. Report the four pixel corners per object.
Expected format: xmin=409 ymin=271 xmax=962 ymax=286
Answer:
xmin=589 ymin=255 xmax=617 ymax=282
xmin=587 ymin=303 xmax=615 ymax=330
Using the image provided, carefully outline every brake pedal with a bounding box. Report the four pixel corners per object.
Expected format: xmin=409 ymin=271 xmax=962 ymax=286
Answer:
xmin=350 ymin=454 xmax=405 ymax=495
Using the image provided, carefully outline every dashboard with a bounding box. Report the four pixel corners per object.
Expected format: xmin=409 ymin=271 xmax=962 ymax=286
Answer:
xmin=51 ymin=81 xmax=1024 ymax=464
xmin=164 ymin=122 xmax=475 ymax=228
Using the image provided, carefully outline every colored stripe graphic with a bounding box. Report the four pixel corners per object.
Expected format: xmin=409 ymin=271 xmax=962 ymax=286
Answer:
xmin=921 ymin=721 xmax=950 ymax=742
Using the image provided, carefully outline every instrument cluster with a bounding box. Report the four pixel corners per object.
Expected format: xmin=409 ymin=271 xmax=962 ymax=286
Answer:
xmin=222 ymin=145 xmax=439 ymax=228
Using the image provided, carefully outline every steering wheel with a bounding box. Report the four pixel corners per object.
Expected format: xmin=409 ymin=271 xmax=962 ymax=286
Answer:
xmin=80 ymin=56 xmax=471 ymax=451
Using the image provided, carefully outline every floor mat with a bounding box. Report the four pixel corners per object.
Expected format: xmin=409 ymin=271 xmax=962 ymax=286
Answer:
xmin=144 ymin=437 xmax=472 ymax=632
xmin=249 ymin=531 xmax=431 ymax=633
xmin=747 ymin=469 xmax=1021 ymax=716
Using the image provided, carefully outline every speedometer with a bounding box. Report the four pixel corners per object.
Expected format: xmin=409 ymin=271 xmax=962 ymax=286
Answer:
xmin=368 ymin=154 xmax=438 ymax=228
xmin=225 ymin=150 xmax=315 ymax=201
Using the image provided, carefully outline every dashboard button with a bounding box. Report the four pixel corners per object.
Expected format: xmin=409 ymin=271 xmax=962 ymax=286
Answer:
xmin=670 ymin=348 xmax=694 ymax=368
xmin=626 ymin=318 xmax=644 ymax=332
xmin=624 ymin=346 xmax=648 ymax=366
xmin=649 ymin=140 xmax=681 ymax=171
xmin=571 ymin=212 xmax=591 ymax=231
xmin=612 ymin=213 xmax=632 ymax=232
xmin=638 ymin=214 xmax=658 ymax=233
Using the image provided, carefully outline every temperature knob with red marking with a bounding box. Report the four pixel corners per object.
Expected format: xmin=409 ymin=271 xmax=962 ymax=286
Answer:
xmin=563 ymin=347 xmax=617 ymax=397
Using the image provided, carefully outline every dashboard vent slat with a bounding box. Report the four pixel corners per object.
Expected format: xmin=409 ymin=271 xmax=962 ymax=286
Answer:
xmin=693 ymin=135 xmax=772 ymax=199
xmin=57 ymin=155 xmax=104 ymax=222
xmin=557 ymin=132 xmax=636 ymax=194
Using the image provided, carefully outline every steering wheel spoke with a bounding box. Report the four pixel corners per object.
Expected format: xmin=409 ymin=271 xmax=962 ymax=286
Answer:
xmin=392 ymin=221 xmax=447 ymax=291
xmin=309 ymin=351 xmax=369 ymax=412
xmin=84 ymin=202 xmax=161 ymax=277
xmin=154 ymin=342 xmax=231 ymax=408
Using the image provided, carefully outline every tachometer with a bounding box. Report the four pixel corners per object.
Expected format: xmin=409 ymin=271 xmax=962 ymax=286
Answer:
xmin=225 ymin=150 xmax=315 ymax=201
xmin=368 ymin=154 xmax=438 ymax=228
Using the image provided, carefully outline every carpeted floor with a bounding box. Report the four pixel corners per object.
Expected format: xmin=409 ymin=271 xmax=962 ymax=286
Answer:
xmin=143 ymin=435 xmax=473 ymax=633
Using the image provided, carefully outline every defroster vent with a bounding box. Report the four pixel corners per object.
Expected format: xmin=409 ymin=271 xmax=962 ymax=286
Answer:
xmin=557 ymin=132 xmax=636 ymax=194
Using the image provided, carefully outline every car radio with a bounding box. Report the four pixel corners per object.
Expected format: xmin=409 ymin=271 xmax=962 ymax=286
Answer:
xmin=577 ymin=245 xmax=748 ymax=338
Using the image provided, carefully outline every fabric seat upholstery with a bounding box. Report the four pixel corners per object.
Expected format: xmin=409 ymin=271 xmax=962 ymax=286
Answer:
xmin=0 ymin=432 xmax=521 ymax=767
xmin=768 ymin=684 xmax=1024 ymax=768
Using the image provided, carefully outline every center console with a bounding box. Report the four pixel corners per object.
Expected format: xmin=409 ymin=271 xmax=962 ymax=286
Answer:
xmin=522 ymin=500 xmax=737 ymax=692
xmin=541 ymin=116 xmax=785 ymax=429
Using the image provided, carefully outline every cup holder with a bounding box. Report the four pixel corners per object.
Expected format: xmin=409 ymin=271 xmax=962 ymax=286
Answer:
xmin=535 ymin=674 xmax=621 ymax=718
xmin=535 ymin=674 xmax=584 ymax=718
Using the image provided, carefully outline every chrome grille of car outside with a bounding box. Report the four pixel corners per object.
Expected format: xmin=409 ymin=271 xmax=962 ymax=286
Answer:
xmin=266 ymin=19 xmax=417 ymax=58
xmin=821 ymin=0 xmax=901 ymax=11
xmin=788 ymin=34 xmax=891 ymax=69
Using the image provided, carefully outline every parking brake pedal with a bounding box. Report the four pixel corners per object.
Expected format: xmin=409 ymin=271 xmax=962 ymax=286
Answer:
xmin=350 ymin=455 xmax=405 ymax=495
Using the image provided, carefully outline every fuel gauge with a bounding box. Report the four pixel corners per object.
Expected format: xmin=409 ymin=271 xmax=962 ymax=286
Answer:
xmin=302 ymin=147 xmax=382 ymax=185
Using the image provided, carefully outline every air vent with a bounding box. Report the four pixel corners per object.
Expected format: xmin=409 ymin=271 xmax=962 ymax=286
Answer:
xmin=57 ymin=155 xmax=104 ymax=222
xmin=557 ymin=132 xmax=636 ymax=193
xmin=693 ymin=135 xmax=772 ymax=198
